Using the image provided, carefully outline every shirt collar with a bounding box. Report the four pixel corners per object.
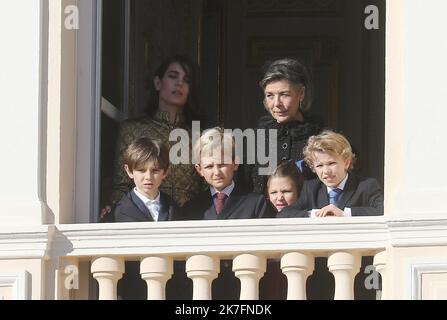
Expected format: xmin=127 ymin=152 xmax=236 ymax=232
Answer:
xmin=133 ymin=188 xmax=161 ymax=205
xmin=326 ymin=173 xmax=349 ymax=193
xmin=210 ymin=181 xmax=235 ymax=198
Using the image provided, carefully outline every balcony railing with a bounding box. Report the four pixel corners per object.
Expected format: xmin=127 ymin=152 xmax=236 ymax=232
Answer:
xmin=51 ymin=217 xmax=388 ymax=300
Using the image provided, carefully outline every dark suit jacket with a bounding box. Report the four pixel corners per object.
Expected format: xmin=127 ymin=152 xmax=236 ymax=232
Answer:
xmin=278 ymin=173 xmax=384 ymax=218
xmin=112 ymin=190 xmax=178 ymax=222
xmin=181 ymin=183 xmax=275 ymax=220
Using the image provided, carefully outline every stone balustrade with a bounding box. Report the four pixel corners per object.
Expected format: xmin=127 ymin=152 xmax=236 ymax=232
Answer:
xmin=86 ymin=250 xmax=382 ymax=300
xmin=51 ymin=217 xmax=388 ymax=300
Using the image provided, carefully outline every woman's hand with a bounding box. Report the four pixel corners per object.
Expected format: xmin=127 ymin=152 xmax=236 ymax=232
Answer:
xmin=316 ymin=204 xmax=344 ymax=217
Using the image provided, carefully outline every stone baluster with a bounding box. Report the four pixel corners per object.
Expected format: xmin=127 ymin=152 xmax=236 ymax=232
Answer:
xmin=281 ymin=252 xmax=314 ymax=300
xmin=327 ymin=251 xmax=361 ymax=300
xmin=91 ymin=256 xmax=124 ymax=300
xmin=186 ymin=255 xmax=219 ymax=300
xmin=140 ymin=256 xmax=173 ymax=300
xmin=233 ymin=254 xmax=266 ymax=300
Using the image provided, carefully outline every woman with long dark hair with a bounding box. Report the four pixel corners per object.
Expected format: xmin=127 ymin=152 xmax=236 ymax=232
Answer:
xmin=104 ymin=55 xmax=206 ymax=220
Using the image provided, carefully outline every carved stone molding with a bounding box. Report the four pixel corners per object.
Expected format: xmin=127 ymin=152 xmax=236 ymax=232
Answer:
xmin=0 ymin=271 xmax=30 ymax=300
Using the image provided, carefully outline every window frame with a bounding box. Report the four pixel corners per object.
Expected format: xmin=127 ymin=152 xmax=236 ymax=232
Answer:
xmin=74 ymin=0 xmax=102 ymax=223
xmin=75 ymin=0 xmax=131 ymax=223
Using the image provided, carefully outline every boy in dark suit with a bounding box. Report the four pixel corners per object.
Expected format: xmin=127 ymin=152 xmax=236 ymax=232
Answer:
xmin=183 ymin=127 xmax=273 ymax=220
xmin=182 ymin=127 xmax=274 ymax=299
xmin=110 ymin=137 xmax=180 ymax=299
xmin=278 ymin=130 xmax=383 ymax=218
xmin=112 ymin=137 xmax=177 ymax=222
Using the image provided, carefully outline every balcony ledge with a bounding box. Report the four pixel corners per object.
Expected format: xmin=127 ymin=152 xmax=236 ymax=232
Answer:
xmin=0 ymin=225 xmax=55 ymax=260
xmin=53 ymin=217 xmax=389 ymax=258
xmin=2 ymin=215 xmax=447 ymax=261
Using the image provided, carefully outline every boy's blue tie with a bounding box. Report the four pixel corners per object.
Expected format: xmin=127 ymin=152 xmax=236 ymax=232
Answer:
xmin=328 ymin=188 xmax=342 ymax=206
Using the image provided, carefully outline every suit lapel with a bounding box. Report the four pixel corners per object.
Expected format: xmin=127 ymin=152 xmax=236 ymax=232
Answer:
xmin=158 ymin=192 xmax=170 ymax=221
xmin=217 ymin=184 xmax=245 ymax=219
xmin=337 ymin=174 xmax=358 ymax=209
xmin=316 ymin=182 xmax=329 ymax=208
xmin=202 ymin=192 xmax=218 ymax=220
xmin=218 ymin=194 xmax=241 ymax=220
xmin=129 ymin=190 xmax=154 ymax=221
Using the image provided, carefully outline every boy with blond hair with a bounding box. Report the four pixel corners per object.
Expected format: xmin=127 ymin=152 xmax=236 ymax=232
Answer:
xmin=278 ymin=130 xmax=383 ymax=218
xmin=182 ymin=127 xmax=274 ymax=220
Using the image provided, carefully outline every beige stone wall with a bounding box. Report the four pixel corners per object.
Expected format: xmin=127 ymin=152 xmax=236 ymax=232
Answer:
xmin=386 ymin=246 xmax=447 ymax=299
xmin=46 ymin=0 xmax=77 ymax=224
xmin=385 ymin=0 xmax=447 ymax=217
xmin=0 ymin=260 xmax=44 ymax=300
xmin=384 ymin=0 xmax=447 ymax=299
xmin=0 ymin=1 xmax=43 ymax=226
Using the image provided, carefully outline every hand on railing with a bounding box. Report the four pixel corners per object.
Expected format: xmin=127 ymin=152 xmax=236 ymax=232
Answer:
xmin=315 ymin=204 xmax=344 ymax=217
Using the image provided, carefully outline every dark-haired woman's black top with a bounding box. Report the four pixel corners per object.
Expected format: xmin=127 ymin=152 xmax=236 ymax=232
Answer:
xmin=251 ymin=114 xmax=323 ymax=194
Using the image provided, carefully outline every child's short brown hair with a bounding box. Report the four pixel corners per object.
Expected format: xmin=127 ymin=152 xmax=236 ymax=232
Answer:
xmin=123 ymin=137 xmax=169 ymax=172
xmin=303 ymin=130 xmax=356 ymax=171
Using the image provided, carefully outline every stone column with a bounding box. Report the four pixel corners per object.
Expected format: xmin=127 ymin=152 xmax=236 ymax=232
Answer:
xmin=140 ymin=256 xmax=173 ymax=300
xmin=233 ymin=254 xmax=266 ymax=300
xmin=91 ymin=256 xmax=124 ymax=300
xmin=281 ymin=252 xmax=314 ymax=300
xmin=327 ymin=251 xmax=361 ymax=300
xmin=186 ymin=255 xmax=219 ymax=300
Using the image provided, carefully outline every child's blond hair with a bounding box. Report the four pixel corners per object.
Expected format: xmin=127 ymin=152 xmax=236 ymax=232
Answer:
xmin=193 ymin=127 xmax=236 ymax=164
xmin=303 ymin=130 xmax=356 ymax=171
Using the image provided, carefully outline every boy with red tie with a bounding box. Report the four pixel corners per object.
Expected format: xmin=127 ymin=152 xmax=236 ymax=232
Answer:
xmin=182 ymin=127 xmax=274 ymax=220
xmin=182 ymin=127 xmax=274 ymax=299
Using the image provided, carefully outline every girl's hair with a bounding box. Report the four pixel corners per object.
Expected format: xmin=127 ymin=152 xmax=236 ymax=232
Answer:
xmin=266 ymin=160 xmax=304 ymax=195
xmin=146 ymin=55 xmax=202 ymax=125
xmin=259 ymin=58 xmax=313 ymax=112
xmin=303 ymin=130 xmax=356 ymax=171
